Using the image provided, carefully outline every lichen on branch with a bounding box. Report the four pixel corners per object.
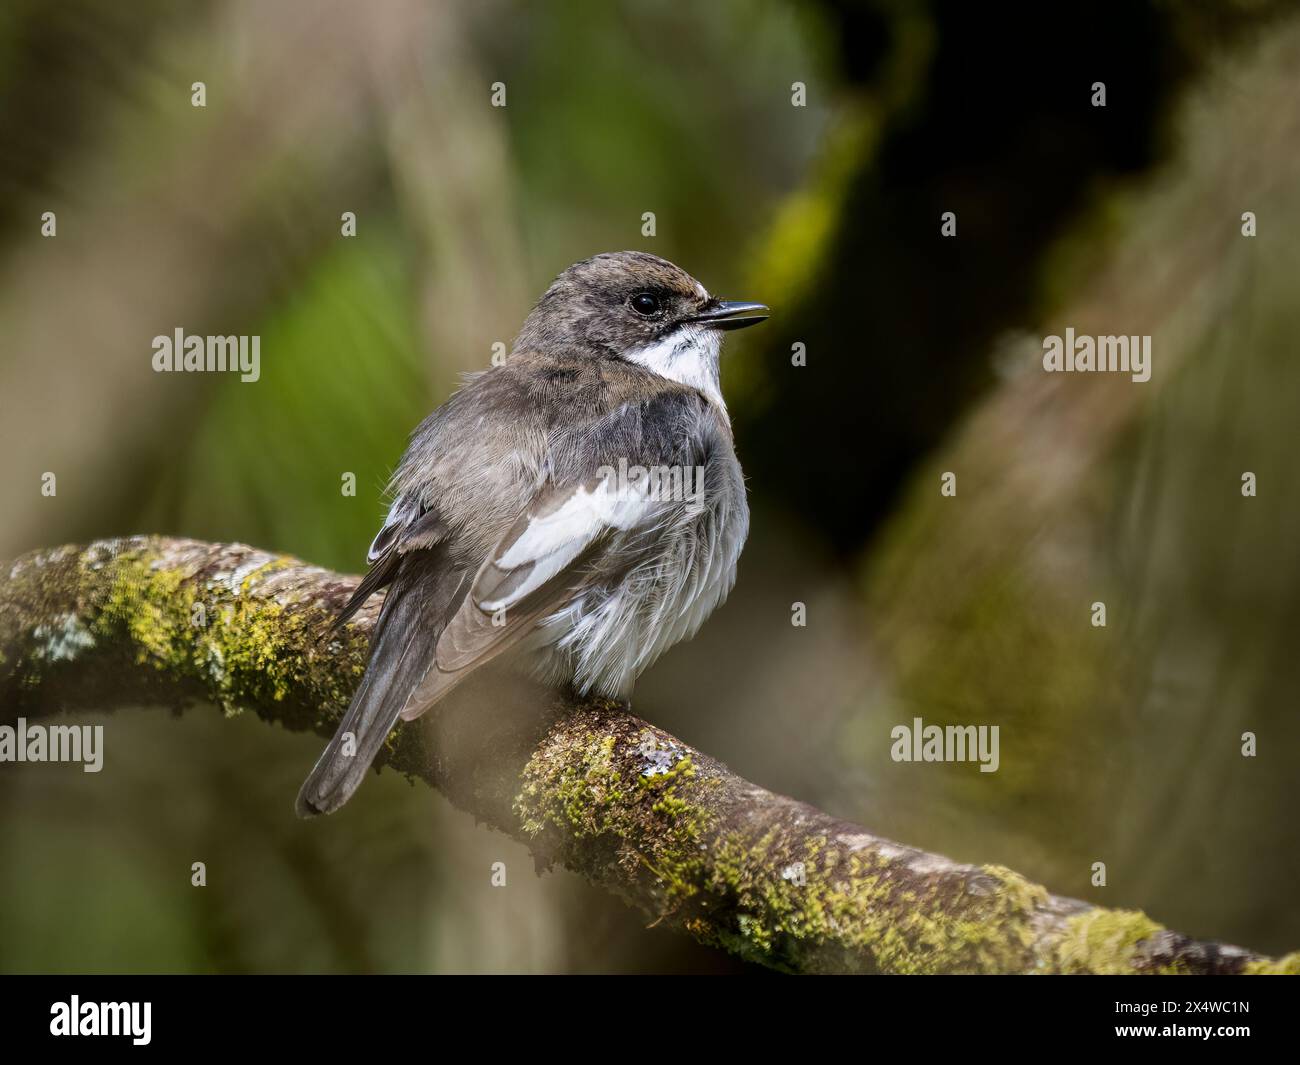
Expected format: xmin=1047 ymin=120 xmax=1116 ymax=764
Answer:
xmin=1 ymin=535 xmax=1294 ymax=975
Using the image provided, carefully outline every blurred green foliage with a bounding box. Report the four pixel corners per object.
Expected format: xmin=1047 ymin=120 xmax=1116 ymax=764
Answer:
xmin=139 ymin=225 xmax=428 ymax=572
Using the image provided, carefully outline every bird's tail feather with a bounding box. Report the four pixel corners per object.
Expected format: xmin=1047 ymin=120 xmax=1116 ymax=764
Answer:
xmin=295 ymin=553 xmax=464 ymax=818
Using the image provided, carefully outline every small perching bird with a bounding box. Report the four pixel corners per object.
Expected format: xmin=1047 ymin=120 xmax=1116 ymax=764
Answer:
xmin=296 ymin=251 xmax=768 ymax=816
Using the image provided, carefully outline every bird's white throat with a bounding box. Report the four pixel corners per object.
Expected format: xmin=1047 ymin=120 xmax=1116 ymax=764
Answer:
xmin=624 ymin=325 xmax=726 ymax=414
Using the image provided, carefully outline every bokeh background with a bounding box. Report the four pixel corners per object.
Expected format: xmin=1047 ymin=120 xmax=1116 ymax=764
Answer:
xmin=2 ymin=0 xmax=1298 ymax=973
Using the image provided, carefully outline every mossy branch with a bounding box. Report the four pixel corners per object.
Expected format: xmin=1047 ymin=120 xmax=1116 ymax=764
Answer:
xmin=1 ymin=536 xmax=1294 ymax=975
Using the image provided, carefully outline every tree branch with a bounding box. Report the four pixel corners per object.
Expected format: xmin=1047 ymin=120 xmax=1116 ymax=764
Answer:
xmin=1 ymin=536 xmax=1294 ymax=974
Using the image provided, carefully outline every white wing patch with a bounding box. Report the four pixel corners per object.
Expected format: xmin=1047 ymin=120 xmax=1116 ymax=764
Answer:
xmin=479 ymin=476 xmax=654 ymax=613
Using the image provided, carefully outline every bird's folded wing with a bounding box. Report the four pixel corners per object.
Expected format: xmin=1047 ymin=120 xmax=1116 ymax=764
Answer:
xmin=328 ymin=498 xmax=449 ymax=634
xmin=397 ymin=472 xmax=656 ymax=720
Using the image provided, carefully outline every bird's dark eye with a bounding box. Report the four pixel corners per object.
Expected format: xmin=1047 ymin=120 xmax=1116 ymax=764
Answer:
xmin=630 ymin=292 xmax=661 ymax=316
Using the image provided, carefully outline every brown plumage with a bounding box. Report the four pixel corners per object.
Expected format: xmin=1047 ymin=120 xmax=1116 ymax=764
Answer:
xmin=296 ymin=252 xmax=767 ymax=817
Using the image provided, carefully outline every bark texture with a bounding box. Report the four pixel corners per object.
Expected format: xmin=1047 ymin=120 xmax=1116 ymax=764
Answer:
xmin=1 ymin=535 xmax=1295 ymax=975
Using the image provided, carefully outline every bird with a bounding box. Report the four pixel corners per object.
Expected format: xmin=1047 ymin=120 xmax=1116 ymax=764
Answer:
xmin=295 ymin=250 xmax=768 ymax=817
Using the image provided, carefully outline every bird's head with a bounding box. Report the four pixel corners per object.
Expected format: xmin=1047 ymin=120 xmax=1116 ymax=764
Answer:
xmin=513 ymin=251 xmax=768 ymax=400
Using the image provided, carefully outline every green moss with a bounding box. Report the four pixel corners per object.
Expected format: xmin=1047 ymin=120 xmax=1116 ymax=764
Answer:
xmin=515 ymin=725 xmax=718 ymax=906
xmin=517 ymin=732 xmax=622 ymax=836
xmin=68 ymin=546 xmax=360 ymax=722
xmin=515 ymin=715 xmax=1077 ymax=973
xmin=92 ymin=556 xmax=291 ymax=711
xmin=94 ymin=562 xmax=196 ymax=669
xmin=1051 ymin=907 xmax=1181 ymax=975
xmin=1244 ymin=951 xmax=1300 ymax=975
xmin=702 ymin=843 xmax=1051 ymax=974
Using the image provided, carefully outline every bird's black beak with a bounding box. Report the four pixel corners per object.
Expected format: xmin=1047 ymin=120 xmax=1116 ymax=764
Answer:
xmin=687 ymin=299 xmax=770 ymax=331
